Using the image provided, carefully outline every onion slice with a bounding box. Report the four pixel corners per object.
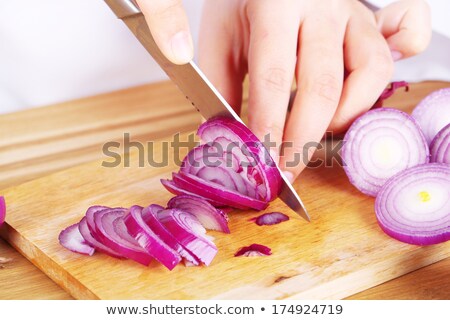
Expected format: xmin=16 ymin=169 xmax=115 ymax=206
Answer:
xmin=94 ymin=209 xmax=152 ymax=266
xmin=251 ymin=212 xmax=289 ymax=226
xmin=0 ymin=196 xmax=5 ymax=226
xmin=375 ymin=163 xmax=450 ymax=245
xmin=430 ymin=123 xmax=450 ymax=164
xmin=235 ymin=244 xmax=272 ymax=257
xmin=124 ymin=205 xmax=181 ymax=270
xmin=167 ymin=195 xmax=230 ymax=233
xmin=412 ymin=88 xmax=450 ymax=144
xmin=157 ymin=209 xmax=218 ymax=266
xmin=160 ymin=179 xmax=226 ymax=207
xmin=59 ymin=223 xmax=95 ymax=256
xmin=342 ymin=108 xmax=429 ymax=196
xmin=141 ymin=205 xmax=199 ymax=266
xmin=78 ymin=217 xmax=123 ymax=258
xmin=373 ymin=81 xmax=409 ymax=109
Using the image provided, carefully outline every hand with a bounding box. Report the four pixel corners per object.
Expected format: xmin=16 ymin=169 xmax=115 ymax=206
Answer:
xmin=198 ymin=0 xmax=431 ymax=182
xmin=137 ymin=0 xmax=194 ymax=64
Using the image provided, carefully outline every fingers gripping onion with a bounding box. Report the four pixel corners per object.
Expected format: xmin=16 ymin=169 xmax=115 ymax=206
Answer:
xmin=342 ymin=108 xmax=429 ymax=196
xmin=375 ymin=164 xmax=450 ymax=245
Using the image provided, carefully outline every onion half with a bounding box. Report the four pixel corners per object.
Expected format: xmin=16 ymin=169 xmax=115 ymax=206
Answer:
xmin=430 ymin=123 xmax=450 ymax=164
xmin=412 ymin=88 xmax=450 ymax=144
xmin=342 ymin=108 xmax=429 ymax=196
xmin=375 ymin=164 xmax=450 ymax=245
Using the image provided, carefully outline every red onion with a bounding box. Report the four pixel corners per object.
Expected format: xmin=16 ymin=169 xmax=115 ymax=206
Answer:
xmin=235 ymin=244 xmax=272 ymax=257
xmin=157 ymin=209 xmax=218 ymax=266
xmin=94 ymin=209 xmax=153 ymax=266
xmin=251 ymin=212 xmax=289 ymax=226
xmin=412 ymin=88 xmax=450 ymax=144
xmin=124 ymin=205 xmax=181 ymax=270
xmin=141 ymin=205 xmax=199 ymax=266
xmin=162 ymin=117 xmax=282 ymax=210
xmin=430 ymin=123 xmax=450 ymax=164
xmin=0 ymin=196 xmax=5 ymax=226
xmin=373 ymin=81 xmax=409 ymax=109
xmin=342 ymin=108 xmax=429 ymax=196
xmin=59 ymin=223 xmax=95 ymax=256
xmin=375 ymin=163 xmax=450 ymax=245
xmin=78 ymin=217 xmax=123 ymax=258
xmin=167 ymin=195 xmax=230 ymax=233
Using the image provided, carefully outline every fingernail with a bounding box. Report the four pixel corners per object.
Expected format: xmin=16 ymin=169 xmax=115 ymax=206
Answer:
xmin=170 ymin=31 xmax=193 ymax=64
xmin=391 ymin=50 xmax=403 ymax=61
xmin=282 ymin=171 xmax=295 ymax=184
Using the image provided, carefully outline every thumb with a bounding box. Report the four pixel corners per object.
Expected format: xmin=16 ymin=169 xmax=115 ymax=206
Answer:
xmin=375 ymin=0 xmax=431 ymax=61
xmin=137 ymin=0 xmax=194 ymax=64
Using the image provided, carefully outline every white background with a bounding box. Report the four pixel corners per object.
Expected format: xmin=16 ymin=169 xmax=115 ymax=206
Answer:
xmin=0 ymin=0 xmax=449 ymax=114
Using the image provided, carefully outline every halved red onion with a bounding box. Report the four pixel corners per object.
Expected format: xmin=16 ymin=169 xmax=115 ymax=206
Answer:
xmin=342 ymin=108 xmax=429 ymax=196
xmin=59 ymin=223 xmax=95 ymax=256
xmin=375 ymin=163 xmax=450 ymax=245
xmin=0 ymin=196 xmax=5 ymax=226
xmin=251 ymin=212 xmax=289 ymax=226
xmin=124 ymin=205 xmax=181 ymax=270
xmin=78 ymin=217 xmax=123 ymax=258
xmin=235 ymin=244 xmax=272 ymax=257
xmin=167 ymin=195 xmax=230 ymax=233
xmin=412 ymin=88 xmax=450 ymax=144
xmin=94 ymin=209 xmax=152 ymax=266
xmin=430 ymin=123 xmax=450 ymax=164
xmin=173 ymin=172 xmax=268 ymax=210
xmin=157 ymin=209 xmax=218 ymax=266
xmin=141 ymin=205 xmax=199 ymax=265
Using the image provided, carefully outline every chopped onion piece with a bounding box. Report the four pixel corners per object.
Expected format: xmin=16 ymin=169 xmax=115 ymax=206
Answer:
xmin=251 ymin=212 xmax=290 ymax=226
xmin=412 ymin=88 xmax=450 ymax=144
xmin=342 ymin=108 xmax=429 ymax=196
xmin=375 ymin=163 xmax=450 ymax=245
xmin=59 ymin=223 xmax=95 ymax=256
xmin=430 ymin=123 xmax=450 ymax=164
xmin=235 ymin=244 xmax=272 ymax=257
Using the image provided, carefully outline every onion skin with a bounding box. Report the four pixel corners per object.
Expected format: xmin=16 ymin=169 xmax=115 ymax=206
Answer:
xmin=235 ymin=244 xmax=272 ymax=257
xmin=342 ymin=108 xmax=429 ymax=196
xmin=124 ymin=205 xmax=181 ymax=270
xmin=0 ymin=196 xmax=5 ymax=226
xmin=430 ymin=123 xmax=450 ymax=164
xmin=375 ymin=164 xmax=450 ymax=246
xmin=412 ymin=88 xmax=450 ymax=144
xmin=167 ymin=195 xmax=230 ymax=233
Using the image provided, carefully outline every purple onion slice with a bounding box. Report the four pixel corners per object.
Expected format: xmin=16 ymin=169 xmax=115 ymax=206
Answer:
xmin=251 ymin=212 xmax=289 ymax=226
xmin=78 ymin=217 xmax=123 ymax=258
xmin=375 ymin=163 xmax=450 ymax=245
xmin=235 ymin=244 xmax=272 ymax=257
xmin=412 ymin=88 xmax=450 ymax=144
xmin=430 ymin=123 xmax=450 ymax=164
xmin=167 ymin=195 xmax=230 ymax=233
xmin=59 ymin=223 xmax=95 ymax=256
xmin=342 ymin=108 xmax=429 ymax=196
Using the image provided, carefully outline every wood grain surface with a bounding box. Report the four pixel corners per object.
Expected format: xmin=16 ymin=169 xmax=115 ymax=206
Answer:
xmin=0 ymin=80 xmax=449 ymax=299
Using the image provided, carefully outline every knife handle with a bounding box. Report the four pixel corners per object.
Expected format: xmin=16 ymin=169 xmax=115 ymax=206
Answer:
xmin=104 ymin=0 xmax=141 ymax=19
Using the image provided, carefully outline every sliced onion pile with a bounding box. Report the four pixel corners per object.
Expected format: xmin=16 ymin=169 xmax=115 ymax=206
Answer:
xmin=412 ymin=88 xmax=450 ymax=144
xmin=0 ymin=196 xmax=5 ymax=227
xmin=161 ymin=117 xmax=282 ymax=210
xmin=59 ymin=195 xmax=228 ymax=269
xmin=342 ymin=108 xmax=429 ymax=196
xmin=375 ymin=164 xmax=450 ymax=245
xmin=430 ymin=123 xmax=450 ymax=164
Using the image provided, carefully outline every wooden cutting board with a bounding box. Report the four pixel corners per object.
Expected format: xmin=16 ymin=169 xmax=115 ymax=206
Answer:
xmin=1 ymin=130 xmax=449 ymax=299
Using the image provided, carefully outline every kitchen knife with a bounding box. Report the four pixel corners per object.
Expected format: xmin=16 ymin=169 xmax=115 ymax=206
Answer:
xmin=104 ymin=0 xmax=310 ymax=222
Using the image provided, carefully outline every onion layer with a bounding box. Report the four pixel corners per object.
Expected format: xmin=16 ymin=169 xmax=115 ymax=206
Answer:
xmin=59 ymin=223 xmax=95 ymax=256
xmin=412 ymin=88 xmax=450 ymax=144
xmin=430 ymin=123 xmax=450 ymax=164
xmin=235 ymin=244 xmax=272 ymax=257
xmin=342 ymin=108 xmax=429 ymax=196
xmin=375 ymin=163 xmax=450 ymax=245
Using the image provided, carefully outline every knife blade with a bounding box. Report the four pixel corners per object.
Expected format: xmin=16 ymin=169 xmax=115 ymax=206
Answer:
xmin=104 ymin=0 xmax=310 ymax=222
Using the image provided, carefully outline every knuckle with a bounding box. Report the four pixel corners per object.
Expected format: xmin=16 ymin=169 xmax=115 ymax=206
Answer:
xmin=406 ymin=33 xmax=431 ymax=55
xmin=305 ymin=73 xmax=342 ymax=105
xmin=152 ymin=0 xmax=183 ymax=17
xmin=259 ymin=67 xmax=291 ymax=94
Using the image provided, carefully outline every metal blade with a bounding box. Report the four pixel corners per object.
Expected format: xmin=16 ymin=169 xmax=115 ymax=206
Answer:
xmin=103 ymin=1 xmax=310 ymax=221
